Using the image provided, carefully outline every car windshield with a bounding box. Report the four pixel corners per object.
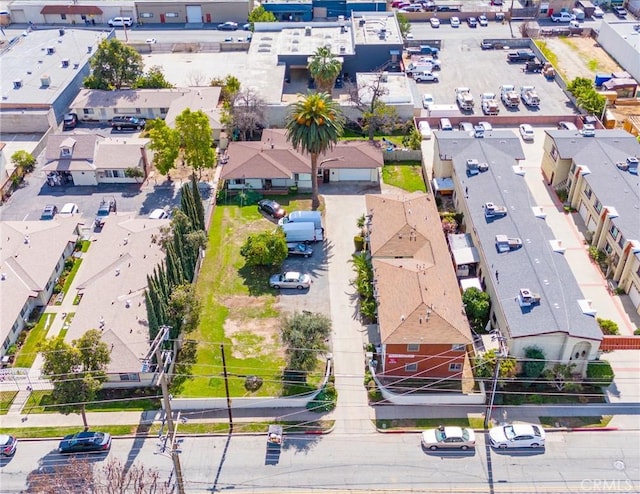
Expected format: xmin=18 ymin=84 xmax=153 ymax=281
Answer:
xmin=503 ymin=425 xmax=516 ymax=440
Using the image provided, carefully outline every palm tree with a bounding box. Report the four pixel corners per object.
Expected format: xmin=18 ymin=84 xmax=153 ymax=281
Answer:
xmin=286 ymin=92 xmax=344 ymax=210
xmin=307 ymin=46 xmax=342 ymax=94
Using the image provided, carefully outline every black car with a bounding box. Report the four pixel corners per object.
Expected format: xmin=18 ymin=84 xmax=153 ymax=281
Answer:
xmin=467 ymin=17 xmax=478 ymax=28
xmin=41 ymin=204 xmax=58 ymax=220
xmin=436 ymin=5 xmax=460 ymax=12
xmin=111 ymin=116 xmax=146 ymax=131
xmin=62 ymin=113 xmax=78 ymax=130
xmin=287 ymin=242 xmax=313 ymax=258
xmin=258 ymin=199 xmax=286 ymax=219
xmin=58 ymin=431 xmax=111 ymax=454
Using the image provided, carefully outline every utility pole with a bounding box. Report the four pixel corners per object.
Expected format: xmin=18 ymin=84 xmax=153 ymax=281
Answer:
xmin=220 ymin=344 xmax=233 ymax=432
xmin=484 ymin=334 xmax=508 ymax=429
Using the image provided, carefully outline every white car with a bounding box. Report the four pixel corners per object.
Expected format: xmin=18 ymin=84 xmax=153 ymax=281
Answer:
xmin=479 ymin=121 xmax=493 ymax=132
xmin=418 ymin=121 xmax=432 ymax=140
xmin=519 ymin=124 xmax=535 ymax=141
xmin=421 ymin=426 xmax=476 ymax=450
xmin=422 ymin=93 xmax=434 ymax=109
xmin=450 ymin=17 xmax=460 ymax=27
xmin=429 ymin=17 xmax=440 ymax=28
xmin=269 ymin=272 xmax=311 ymax=290
xmin=59 ymin=203 xmax=79 ymax=217
xmin=478 ymin=14 xmax=488 ymax=26
xmin=414 ymin=72 xmax=439 ymax=83
xmin=108 ymin=16 xmax=133 ymax=27
xmin=581 ymin=123 xmax=596 ymax=137
xmin=148 ymin=208 xmax=169 ymax=219
xmin=592 ymin=6 xmax=604 ymax=18
xmin=489 ymin=423 xmax=545 ymax=449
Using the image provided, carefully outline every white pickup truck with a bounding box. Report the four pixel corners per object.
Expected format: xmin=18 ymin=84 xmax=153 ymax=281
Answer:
xmin=455 ymin=87 xmax=474 ymax=111
xmin=521 ymin=85 xmax=540 ymax=108
xmin=499 ymin=84 xmax=520 ymax=108
xmin=480 ymin=92 xmax=500 ymax=115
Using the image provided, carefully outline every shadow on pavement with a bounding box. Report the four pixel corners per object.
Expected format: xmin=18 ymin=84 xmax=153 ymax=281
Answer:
xmin=421 ymin=445 xmax=476 ymax=458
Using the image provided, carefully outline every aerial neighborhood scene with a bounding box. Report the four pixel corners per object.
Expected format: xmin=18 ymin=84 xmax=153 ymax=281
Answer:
xmin=1 ymin=0 xmax=640 ymax=491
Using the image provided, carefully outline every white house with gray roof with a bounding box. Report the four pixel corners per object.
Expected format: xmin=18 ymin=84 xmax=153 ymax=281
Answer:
xmin=435 ymin=130 xmax=603 ymax=375
xmin=541 ymin=129 xmax=640 ymax=314
xmin=0 ymin=220 xmax=79 ymax=357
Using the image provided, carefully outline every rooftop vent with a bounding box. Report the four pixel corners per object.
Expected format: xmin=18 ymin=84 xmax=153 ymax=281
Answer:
xmin=359 ymin=19 xmax=366 ymax=27
xmin=305 ymin=26 xmax=312 ymax=36
xmin=380 ymin=71 xmax=388 ymax=82
xmin=495 ymin=235 xmax=523 ymax=253
xmin=13 ymin=79 xmax=22 ymax=89
xmin=58 ymin=28 xmax=65 ymax=36
xmin=46 ymin=46 xmax=55 ymax=55
xmin=73 ymin=63 xmax=79 ymax=70
xmin=87 ymin=46 xmax=93 ymax=54
xmin=61 ymin=59 xmax=69 ymax=68
xmin=339 ymin=45 xmax=346 ymax=53
xmin=627 ymin=156 xmax=638 ymax=174
xmin=518 ymin=288 xmax=541 ymax=307
xmin=466 ymin=159 xmax=479 ymax=176
xmin=40 ymin=75 xmax=51 ymax=87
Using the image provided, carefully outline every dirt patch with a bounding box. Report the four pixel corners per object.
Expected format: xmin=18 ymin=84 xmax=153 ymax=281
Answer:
xmin=225 ymin=317 xmax=284 ymax=359
xmin=542 ymin=37 xmax=621 ymax=81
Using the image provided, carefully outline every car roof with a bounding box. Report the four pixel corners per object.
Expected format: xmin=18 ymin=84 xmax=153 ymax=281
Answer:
xmin=0 ymin=434 xmax=14 ymax=444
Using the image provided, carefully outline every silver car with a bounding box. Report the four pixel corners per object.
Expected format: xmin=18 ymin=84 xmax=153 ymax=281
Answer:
xmin=489 ymin=423 xmax=545 ymax=449
xmin=269 ymin=272 xmax=311 ymax=290
xmin=421 ymin=426 xmax=476 ymax=450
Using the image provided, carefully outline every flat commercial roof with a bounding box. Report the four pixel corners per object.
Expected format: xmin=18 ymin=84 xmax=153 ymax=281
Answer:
xmin=441 ymin=131 xmax=602 ymax=341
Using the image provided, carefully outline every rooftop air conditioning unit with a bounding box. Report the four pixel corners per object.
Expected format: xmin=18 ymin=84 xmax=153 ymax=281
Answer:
xmin=359 ymin=19 xmax=366 ymax=26
xmin=380 ymin=71 xmax=388 ymax=82
xmin=13 ymin=79 xmax=22 ymax=89
xmin=46 ymin=46 xmax=55 ymax=55
xmin=627 ymin=156 xmax=638 ymax=174
xmin=339 ymin=45 xmax=346 ymax=53
xmin=40 ymin=75 xmax=51 ymax=87
xmin=61 ymin=59 xmax=69 ymax=68
xmin=305 ymin=26 xmax=312 ymax=36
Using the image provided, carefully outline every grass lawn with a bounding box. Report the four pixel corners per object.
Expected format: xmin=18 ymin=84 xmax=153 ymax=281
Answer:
xmin=24 ymin=389 xmax=161 ymax=414
xmin=382 ymin=161 xmax=427 ymax=193
xmin=59 ymin=258 xmax=82 ymax=303
xmin=0 ymin=391 xmax=18 ymax=415
xmin=13 ymin=313 xmax=56 ymax=368
xmin=179 ymin=198 xmax=323 ymax=399
xmin=0 ymin=425 xmax=141 ymax=439
xmin=376 ymin=417 xmax=485 ymax=430
xmin=539 ymin=416 xmax=612 ymax=428
xmin=81 ymin=240 xmax=91 ymax=252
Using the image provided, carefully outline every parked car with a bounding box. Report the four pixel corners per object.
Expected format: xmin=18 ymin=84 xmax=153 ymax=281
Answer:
xmin=481 ymin=41 xmax=494 ymax=50
xmin=107 ymin=17 xmax=133 ymax=27
xmin=439 ymin=118 xmax=453 ymax=131
xmin=558 ymin=121 xmax=578 ymax=131
xmin=479 ymin=121 xmax=493 ymax=131
xmin=62 ymin=113 xmax=78 ymax=130
xmin=613 ymin=6 xmax=627 ymax=18
xmin=149 ymin=208 xmax=169 ymax=219
xmin=467 ymin=17 xmax=478 ymax=28
xmin=41 ymin=204 xmax=58 ymax=220
xmin=269 ymin=272 xmax=311 ymax=290
xmin=551 ymin=11 xmax=574 ymax=23
xmin=429 ymin=17 xmax=440 ymax=28
xmin=459 ymin=122 xmax=473 ymax=133
xmin=414 ymin=71 xmax=439 ymax=83
xmin=422 ymin=93 xmax=434 ymax=109
xmin=418 ymin=121 xmax=432 ymax=140
xmin=450 ymin=17 xmax=460 ymax=27
xmin=421 ymin=426 xmax=476 ymax=450
xmin=478 ymin=14 xmax=488 ymax=26
xmin=489 ymin=423 xmax=545 ymax=449
xmin=58 ymin=431 xmax=112 ymax=454
xmin=0 ymin=435 xmax=17 ymax=456
xmin=218 ymin=21 xmax=238 ymax=30
xmin=58 ymin=203 xmax=79 ymax=217
xmin=519 ymin=124 xmax=535 ymax=141
xmin=581 ymin=123 xmax=596 ymax=137
xmin=592 ymin=6 xmax=604 ymax=18
xmin=111 ymin=116 xmax=146 ymax=131
xmin=96 ymin=198 xmax=116 ymax=217
xmin=243 ymin=23 xmax=252 ymax=30
xmin=258 ymin=199 xmax=286 ymax=219
xmin=437 ymin=5 xmax=460 ymax=11
xmin=287 ymin=242 xmax=313 ymax=257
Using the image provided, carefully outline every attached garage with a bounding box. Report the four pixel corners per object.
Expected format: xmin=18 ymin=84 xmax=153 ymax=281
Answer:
xmin=332 ymin=168 xmax=377 ymax=182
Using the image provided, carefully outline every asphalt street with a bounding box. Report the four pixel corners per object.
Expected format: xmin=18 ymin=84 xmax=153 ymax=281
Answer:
xmin=1 ymin=430 xmax=639 ymax=493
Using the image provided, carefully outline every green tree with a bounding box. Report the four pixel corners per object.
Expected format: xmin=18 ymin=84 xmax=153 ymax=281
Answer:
xmin=240 ymin=230 xmax=288 ymax=267
xmin=597 ymin=317 xmax=620 ymax=335
xmin=146 ymin=119 xmax=180 ymax=176
xmin=40 ymin=329 xmax=110 ymax=430
xmin=168 ymin=284 xmax=201 ymax=334
xmin=11 ymin=150 xmax=36 ymax=175
xmin=222 ymin=74 xmax=241 ymax=103
xmin=175 ymin=109 xmax=216 ymax=178
xmin=543 ymin=363 xmax=582 ymax=392
xmin=308 ymin=46 xmax=343 ymax=94
xmin=473 ymin=349 xmax=517 ymax=383
xmin=124 ymin=167 xmax=144 ymax=182
xmin=576 ymin=90 xmax=606 ymax=116
xmin=401 ymin=126 xmax=422 ymax=150
xmin=396 ymin=13 xmax=411 ymax=39
xmin=281 ymin=311 xmax=331 ymax=373
xmin=285 ymin=92 xmax=345 ymax=210
xmin=462 ymin=287 xmax=491 ymax=332
xmin=247 ymin=5 xmax=276 ymax=29
xmin=83 ymin=38 xmax=143 ymax=90
xmin=567 ymin=77 xmax=593 ymax=97
xmin=522 ymin=346 xmax=546 ymax=380
xmin=229 ymin=88 xmax=266 ymax=141
xmin=350 ymin=252 xmax=377 ymax=320
xmin=134 ymin=65 xmax=174 ymax=89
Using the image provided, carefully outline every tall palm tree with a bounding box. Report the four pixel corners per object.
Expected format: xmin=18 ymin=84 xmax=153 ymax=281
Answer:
xmin=307 ymin=46 xmax=342 ymax=94
xmin=286 ymin=92 xmax=345 ymax=210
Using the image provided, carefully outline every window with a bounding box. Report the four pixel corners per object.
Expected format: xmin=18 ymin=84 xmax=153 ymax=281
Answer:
xmin=604 ymin=242 xmax=612 ymax=254
xmin=61 ymin=147 xmax=72 ymax=157
xmin=140 ymin=12 xmax=154 ymax=18
xmin=60 ymin=14 xmax=67 ymax=20
xmin=449 ymin=363 xmax=462 ymax=372
xmin=584 ymin=185 xmax=592 ymax=199
xmin=618 ymin=235 xmax=625 ymax=249
xmin=550 ymin=146 xmax=558 ymax=161
xmin=233 ymin=178 xmax=245 ymax=185
xmin=405 ymin=363 xmax=417 ymax=372
xmin=165 ymin=12 xmax=179 ymax=18
xmin=293 ymin=173 xmax=299 ymax=182
xmin=566 ymin=179 xmax=572 ymax=191
xmin=119 ymin=373 xmax=140 ymax=382
xmin=609 ymin=225 xmax=619 ymax=240
xmin=160 ymin=108 xmax=168 ymax=114
xmin=451 ymin=344 xmax=465 ymax=351
xmin=594 ymin=200 xmax=602 ymax=213
xmin=317 ymin=168 xmax=323 ymax=177
xmin=407 ymin=344 xmax=419 ymax=352
xmin=83 ymin=108 xmax=94 ymax=115
xmin=81 ymin=14 xmax=87 ymax=20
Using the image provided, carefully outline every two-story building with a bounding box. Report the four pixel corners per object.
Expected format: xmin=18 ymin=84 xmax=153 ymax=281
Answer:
xmin=541 ymin=129 xmax=640 ymax=314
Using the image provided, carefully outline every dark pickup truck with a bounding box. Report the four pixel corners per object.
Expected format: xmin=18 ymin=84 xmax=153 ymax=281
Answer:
xmin=507 ymin=50 xmax=536 ymax=63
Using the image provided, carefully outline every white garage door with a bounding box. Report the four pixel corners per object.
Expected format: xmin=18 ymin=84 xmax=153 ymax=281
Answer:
xmin=629 ymin=283 xmax=640 ymax=312
xmin=578 ymin=201 xmax=588 ymax=224
xmin=338 ymin=168 xmax=372 ymax=181
xmin=186 ymin=5 xmax=203 ymax=23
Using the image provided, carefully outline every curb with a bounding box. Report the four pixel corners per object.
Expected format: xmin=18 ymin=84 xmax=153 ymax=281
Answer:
xmin=376 ymin=426 xmax=619 ymax=434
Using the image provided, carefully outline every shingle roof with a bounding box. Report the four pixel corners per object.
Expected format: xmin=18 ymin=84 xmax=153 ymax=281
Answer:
xmin=445 ymin=132 xmax=603 ymax=341
xmin=366 ymin=193 xmax=471 ymax=346
xmin=93 ymin=138 xmax=150 ymax=170
xmin=70 ymin=89 xmax=194 ymax=110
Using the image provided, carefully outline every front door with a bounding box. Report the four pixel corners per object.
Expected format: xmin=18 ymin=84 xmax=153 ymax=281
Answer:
xmin=160 ymin=13 xmax=165 ymax=23
xmin=323 ymin=169 xmax=330 ymax=183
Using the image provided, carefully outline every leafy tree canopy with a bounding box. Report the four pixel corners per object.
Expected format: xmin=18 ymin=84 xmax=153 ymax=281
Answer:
xmin=247 ymin=5 xmax=276 ymax=29
xmin=281 ymin=311 xmax=331 ymax=373
xmin=308 ymin=46 xmax=342 ymax=94
xmin=473 ymin=349 xmax=517 ymax=382
xmin=83 ymin=38 xmax=143 ymax=90
xmin=522 ymin=346 xmax=546 ymax=379
xmin=11 ymin=150 xmax=36 ymax=173
xmin=146 ymin=119 xmax=181 ymax=176
xmin=134 ymin=65 xmax=174 ymax=89
xmin=240 ymin=230 xmax=288 ymax=267
xmin=462 ymin=287 xmax=491 ymax=332
xmin=396 ymin=13 xmax=411 ymax=38
xmin=175 ymin=109 xmax=216 ymax=177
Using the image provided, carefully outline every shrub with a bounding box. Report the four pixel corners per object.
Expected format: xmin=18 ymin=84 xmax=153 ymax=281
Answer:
xmin=522 ymin=346 xmax=546 ymax=379
xmin=588 ymin=246 xmax=604 ymax=262
xmin=556 ymin=188 xmax=568 ymax=203
xmin=64 ymin=258 xmax=75 ymax=270
xmin=307 ymin=384 xmax=337 ymax=412
xmin=528 ymin=394 xmax=545 ymax=404
xmin=6 ymin=344 xmax=17 ymax=355
xmin=634 ymin=328 xmax=640 ymax=336
xmin=586 ymin=360 xmax=614 ymax=385
xmin=597 ymin=318 xmax=620 ymax=335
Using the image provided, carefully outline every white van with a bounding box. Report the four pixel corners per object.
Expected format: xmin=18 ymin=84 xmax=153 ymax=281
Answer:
xmin=278 ymin=210 xmax=322 ymax=230
xmin=59 ymin=203 xmax=79 ymax=216
xmin=108 ymin=17 xmax=133 ymax=27
xmin=280 ymin=222 xmax=323 ymax=243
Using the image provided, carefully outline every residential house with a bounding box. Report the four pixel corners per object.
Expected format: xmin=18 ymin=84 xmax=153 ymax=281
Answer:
xmin=68 ymin=213 xmax=170 ymax=386
xmin=541 ymin=129 xmax=640 ymax=314
xmin=365 ymin=193 xmax=474 ymax=391
xmin=435 ymin=130 xmax=603 ymax=375
xmin=0 ymin=220 xmax=79 ymax=358
xmin=221 ymin=128 xmax=381 ymax=192
xmin=41 ymin=134 xmax=151 ymax=186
